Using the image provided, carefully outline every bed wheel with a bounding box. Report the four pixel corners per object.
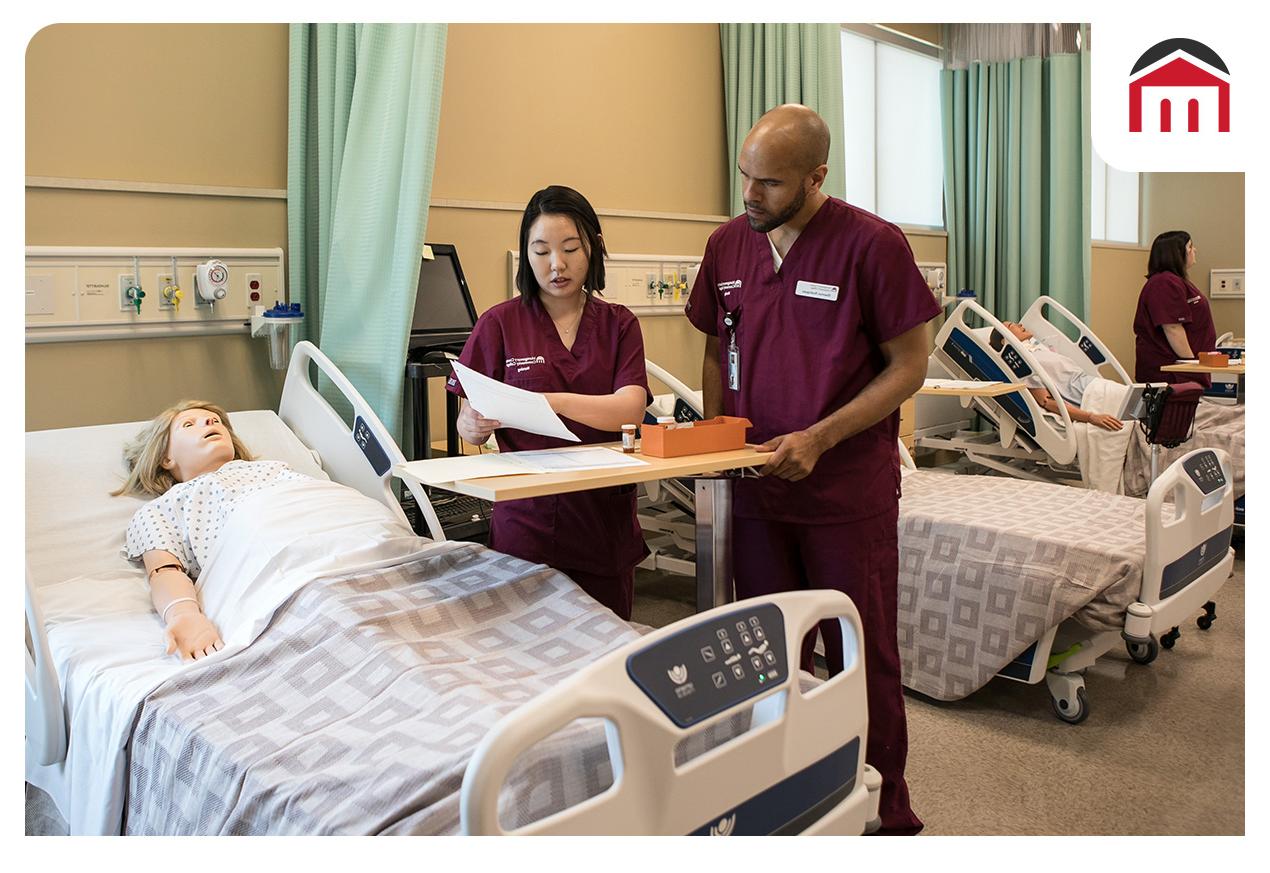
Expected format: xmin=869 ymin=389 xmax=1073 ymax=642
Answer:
xmin=1046 ymin=673 xmax=1089 ymax=725
xmin=1050 ymin=686 xmax=1089 ymax=725
xmin=1161 ymin=627 xmax=1180 ymax=649
xmin=1197 ymin=602 xmax=1217 ymax=631
xmin=1126 ymin=637 xmax=1159 ymax=665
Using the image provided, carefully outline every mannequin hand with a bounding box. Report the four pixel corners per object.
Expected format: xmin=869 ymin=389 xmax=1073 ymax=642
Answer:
xmin=1087 ymin=413 xmax=1124 ymax=431
xmin=757 ymin=430 xmax=830 ymax=481
xmin=457 ymin=403 xmax=500 ymax=446
xmin=165 ymin=610 xmax=224 ymax=661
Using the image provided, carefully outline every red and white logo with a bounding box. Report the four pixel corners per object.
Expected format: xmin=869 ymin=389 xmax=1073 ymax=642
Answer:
xmin=1129 ymin=38 xmax=1230 ymax=133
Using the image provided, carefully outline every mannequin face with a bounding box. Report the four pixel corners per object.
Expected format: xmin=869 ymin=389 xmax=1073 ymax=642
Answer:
xmin=163 ymin=408 xmax=235 ymax=483
xmin=1003 ymin=321 xmax=1033 ymax=341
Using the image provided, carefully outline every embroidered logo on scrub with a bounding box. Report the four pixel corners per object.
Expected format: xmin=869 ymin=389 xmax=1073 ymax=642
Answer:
xmin=505 ymin=355 xmax=547 ymax=374
xmin=717 ymin=279 xmax=742 ymax=298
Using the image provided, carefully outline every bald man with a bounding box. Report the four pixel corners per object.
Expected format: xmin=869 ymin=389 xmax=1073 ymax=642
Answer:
xmin=685 ymin=104 xmax=939 ymax=834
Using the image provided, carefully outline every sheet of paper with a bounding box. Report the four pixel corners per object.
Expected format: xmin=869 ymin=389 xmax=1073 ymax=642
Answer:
xmin=451 ymin=360 xmax=579 ymax=442
xmin=923 ymin=378 xmax=1005 ymax=390
xmin=397 ymin=453 xmax=546 ymax=485
xmin=512 ymin=447 xmax=650 ymax=472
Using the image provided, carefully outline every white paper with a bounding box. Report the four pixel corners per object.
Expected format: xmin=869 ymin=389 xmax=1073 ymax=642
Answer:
xmin=396 ymin=453 xmax=545 ymax=485
xmin=923 ymin=378 xmax=1006 ymax=390
xmin=451 ymin=360 xmax=580 ymax=442
xmin=512 ymin=447 xmax=650 ymax=472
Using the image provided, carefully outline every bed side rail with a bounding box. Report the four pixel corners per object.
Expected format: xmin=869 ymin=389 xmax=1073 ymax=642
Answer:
xmin=25 ymin=570 xmax=67 ymax=766
xmin=461 ymin=590 xmax=871 ymax=836
xmin=1021 ymin=295 xmax=1132 ymax=384
xmin=1141 ymin=448 xmax=1235 ymax=605
xmin=932 ymin=299 xmax=1077 ymax=464
xmin=278 ymin=341 xmax=444 ymax=540
xmin=645 ymin=359 xmax=705 ymax=419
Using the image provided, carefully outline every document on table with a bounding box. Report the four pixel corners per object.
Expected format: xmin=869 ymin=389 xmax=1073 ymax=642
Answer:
xmin=398 ymin=447 xmax=647 ymax=485
xmin=923 ymin=378 xmax=1005 ymax=390
xmin=512 ymin=448 xmax=649 ymax=472
xmin=451 ymin=360 xmax=579 ymax=442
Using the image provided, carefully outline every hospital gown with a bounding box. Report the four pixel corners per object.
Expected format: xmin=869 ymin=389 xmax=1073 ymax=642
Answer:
xmin=124 ymin=460 xmax=309 ymax=578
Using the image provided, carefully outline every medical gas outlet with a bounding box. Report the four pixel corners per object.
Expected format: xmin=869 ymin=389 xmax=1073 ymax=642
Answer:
xmin=194 ymin=259 xmax=230 ymax=307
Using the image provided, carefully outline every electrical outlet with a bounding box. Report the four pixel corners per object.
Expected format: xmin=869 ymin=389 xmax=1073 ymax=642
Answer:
xmin=1210 ymin=268 xmax=1245 ymax=298
xmin=245 ymin=272 xmax=264 ymax=307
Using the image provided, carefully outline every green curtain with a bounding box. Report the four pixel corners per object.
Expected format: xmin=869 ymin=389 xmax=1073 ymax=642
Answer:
xmin=720 ymin=24 xmax=846 ymax=217
xmin=941 ymin=47 xmax=1090 ymax=324
xmin=287 ymin=23 xmax=447 ymax=443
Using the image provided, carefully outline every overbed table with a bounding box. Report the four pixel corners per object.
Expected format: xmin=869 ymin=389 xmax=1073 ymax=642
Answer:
xmin=396 ymin=444 xmax=771 ymax=612
xmin=1161 ymin=362 xmax=1246 ymax=404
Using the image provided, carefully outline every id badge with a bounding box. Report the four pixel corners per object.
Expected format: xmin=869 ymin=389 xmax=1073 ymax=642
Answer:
xmin=728 ymin=345 xmax=740 ymax=391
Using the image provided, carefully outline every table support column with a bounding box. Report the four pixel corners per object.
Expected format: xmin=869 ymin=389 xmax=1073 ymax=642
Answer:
xmin=695 ymin=477 xmax=735 ymax=612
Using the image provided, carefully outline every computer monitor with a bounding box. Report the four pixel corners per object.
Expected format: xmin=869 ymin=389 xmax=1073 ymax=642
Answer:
xmin=409 ymin=243 xmax=478 ymax=351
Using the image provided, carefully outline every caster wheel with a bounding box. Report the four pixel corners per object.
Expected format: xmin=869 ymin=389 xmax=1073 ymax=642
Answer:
xmin=1161 ymin=627 xmax=1180 ymax=649
xmin=1197 ymin=615 xmax=1213 ymax=630
xmin=1198 ymin=602 xmax=1217 ymax=631
xmin=1051 ymin=686 xmax=1089 ymax=724
xmin=1127 ymin=637 xmax=1159 ymax=665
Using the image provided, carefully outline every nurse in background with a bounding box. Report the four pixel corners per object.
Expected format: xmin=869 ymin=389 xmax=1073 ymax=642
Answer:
xmin=445 ymin=185 xmax=652 ymax=620
xmin=1134 ymin=230 xmax=1216 ymax=388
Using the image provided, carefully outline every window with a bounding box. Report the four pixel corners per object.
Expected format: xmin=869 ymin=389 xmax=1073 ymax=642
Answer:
xmin=840 ymin=26 xmax=944 ymax=228
xmin=1091 ymin=150 xmax=1139 ymax=244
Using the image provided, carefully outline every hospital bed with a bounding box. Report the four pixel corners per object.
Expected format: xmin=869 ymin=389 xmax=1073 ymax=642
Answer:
xmin=639 ymin=359 xmax=1234 ymax=724
xmin=25 ymin=340 xmax=879 ymax=835
xmin=896 ymin=443 xmax=1233 ymax=723
xmin=917 ymin=297 xmax=1245 ymax=500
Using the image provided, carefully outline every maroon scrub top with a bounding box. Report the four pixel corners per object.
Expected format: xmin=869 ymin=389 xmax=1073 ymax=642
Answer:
xmin=1133 ymin=271 xmax=1216 ymax=387
xmin=445 ymin=295 xmax=652 ymax=576
xmin=685 ymin=197 xmax=941 ymax=524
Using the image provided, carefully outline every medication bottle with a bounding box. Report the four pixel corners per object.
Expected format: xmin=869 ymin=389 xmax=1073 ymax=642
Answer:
xmin=655 ymin=415 xmax=676 ymax=429
xmin=621 ymin=424 xmax=637 ymax=453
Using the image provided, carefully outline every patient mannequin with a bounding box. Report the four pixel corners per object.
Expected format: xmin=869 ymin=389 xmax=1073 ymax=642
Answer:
xmin=113 ymin=401 xmax=308 ymax=660
xmin=990 ymin=323 xmax=1123 ymax=431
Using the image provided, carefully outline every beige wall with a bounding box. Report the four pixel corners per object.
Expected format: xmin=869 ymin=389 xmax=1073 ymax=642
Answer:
xmin=1142 ymin=172 xmax=1245 ymax=339
xmin=26 ymin=24 xmax=290 ymax=430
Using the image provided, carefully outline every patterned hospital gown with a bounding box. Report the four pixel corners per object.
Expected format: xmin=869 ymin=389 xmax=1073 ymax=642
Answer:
xmin=124 ymin=460 xmax=310 ymax=579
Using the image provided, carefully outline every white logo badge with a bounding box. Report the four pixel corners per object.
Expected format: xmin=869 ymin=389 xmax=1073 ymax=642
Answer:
xmin=667 ymin=664 xmax=689 ymax=685
xmin=710 ymin=814 xmax=736 ymax=836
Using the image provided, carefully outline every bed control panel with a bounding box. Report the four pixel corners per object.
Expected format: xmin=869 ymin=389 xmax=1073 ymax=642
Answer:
xmin=353 ymin=416 xmax=392 ymax=476
xmin=1077 ymin=335 xmax=1106 ymax=365
xmin=999 ymin=345 xmax=1033 ymax=379
xmin=1183 ymin=450 xmax=1226 ymax=494
xmin=627 ymin=603 xmax=788 ymax=728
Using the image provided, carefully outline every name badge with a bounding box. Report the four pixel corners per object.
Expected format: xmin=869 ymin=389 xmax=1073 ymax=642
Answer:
xmin=795 ymin=280 xmax=839 ymax=301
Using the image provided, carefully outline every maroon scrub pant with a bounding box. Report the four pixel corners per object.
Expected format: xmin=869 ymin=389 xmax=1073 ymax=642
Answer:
xmin=563 ymin=566 xmax=635 ymax=622
xmin=732 ymin=507 xmax=922 ymax=835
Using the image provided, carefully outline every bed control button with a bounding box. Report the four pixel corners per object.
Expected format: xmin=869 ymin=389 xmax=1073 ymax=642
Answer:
xmin=751 ymin=656 xmax=764 ymax=671
xmin=735 ymin=621 xmax=747 ymax=633
xmin=731 ymin=664 xmax=745 ymax=680
xmin=764 ymin=651 xmax=777 ymax=665
xmin=740 ymin=631 xmax=753 ymax=646
xmin=716 ymin=629 xmax=728 ymax=640
xmin=753 ymin=627 xmax=765 ymax=641
xmin=721 ymin=639 xmax=734 ymax=654
xmin=749 ymin=616 xmax=760 ymax=627
xmin=712 ymin=671 xmax=727 ymax=689
xmin=701 ymin=646 xmax=716 ymax=662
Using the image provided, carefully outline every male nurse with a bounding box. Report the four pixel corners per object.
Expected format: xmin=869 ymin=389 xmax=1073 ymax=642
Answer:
xmin=685 ymin=104 xmax=939 ymax=834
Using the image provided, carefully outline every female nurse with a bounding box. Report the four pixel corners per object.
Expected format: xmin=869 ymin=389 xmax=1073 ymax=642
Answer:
xmin=1133 ymin=230 xmax=1217 ymax=387
xmin=445 ymin=185 xmax=652 ymax=620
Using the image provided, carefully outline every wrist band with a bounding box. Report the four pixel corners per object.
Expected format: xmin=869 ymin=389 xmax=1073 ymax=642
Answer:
xmin=161 ymin=597 xmax=199 ymax=624
xmin=149 ymin=562 xmax=187 ymax=579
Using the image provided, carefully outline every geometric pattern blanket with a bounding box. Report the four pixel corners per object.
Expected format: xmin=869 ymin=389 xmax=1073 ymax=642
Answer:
xmin=1123 ymin=401 xmax=1244 ymax=499
xmin=125 ymin=543 xmax=646 ymax=834
xmin=897 ymin=470 xmax=1150 ymax=701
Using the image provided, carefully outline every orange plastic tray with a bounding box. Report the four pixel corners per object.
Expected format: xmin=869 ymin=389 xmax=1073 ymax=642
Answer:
xmin=1198 ymin=351 xmax=1229 ymax=367
xmin=640 ymin=416 xmax=752 ymax=458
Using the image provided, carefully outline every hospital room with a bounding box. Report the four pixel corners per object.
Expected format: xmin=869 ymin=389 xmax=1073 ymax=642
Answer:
xmin=24 ymin=21 xmax=1248 ymax=841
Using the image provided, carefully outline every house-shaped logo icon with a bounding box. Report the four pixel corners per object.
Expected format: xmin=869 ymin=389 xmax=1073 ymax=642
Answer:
xmin=1129 ymin=39 xmax=1230 ymax=133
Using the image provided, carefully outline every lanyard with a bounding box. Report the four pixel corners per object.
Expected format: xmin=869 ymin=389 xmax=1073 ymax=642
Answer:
xmin=723 ymin=308 xmax=740 ymax=391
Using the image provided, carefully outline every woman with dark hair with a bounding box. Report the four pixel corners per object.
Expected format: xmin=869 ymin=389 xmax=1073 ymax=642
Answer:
xmin=444 ymin=185 xmax=652 ymax=619
xmin=1133 ymin=230 xmax=1216 ymax=386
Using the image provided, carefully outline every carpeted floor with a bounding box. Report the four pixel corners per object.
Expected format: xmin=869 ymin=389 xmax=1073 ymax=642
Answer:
xmin=630 ymin=548 xmax=1246 ymax=835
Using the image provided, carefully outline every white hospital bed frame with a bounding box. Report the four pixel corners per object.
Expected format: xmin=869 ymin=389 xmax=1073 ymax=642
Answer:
xmin=916 ymin=296 xmax=1130 ymax=484
xmin=26 ymin=341 xmax=879 ymax=835
xmin=899 ymin=445 xmax=1234 ymax=724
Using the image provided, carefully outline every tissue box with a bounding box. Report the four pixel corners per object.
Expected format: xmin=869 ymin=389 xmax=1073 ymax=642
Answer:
xmin=1198 ymin=351 xmax=1229 ymax=367
xmin=640 ymin=416 xmax=752 ymax=458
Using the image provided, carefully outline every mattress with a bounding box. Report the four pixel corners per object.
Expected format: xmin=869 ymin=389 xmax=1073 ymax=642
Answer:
xmin=897 ymin=469 xmax=1151 ymax=700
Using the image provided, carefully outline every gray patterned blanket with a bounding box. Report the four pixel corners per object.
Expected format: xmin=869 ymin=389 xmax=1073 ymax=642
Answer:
xmin=898 ymin=470 xmax=1150 ymax=701
xmin=1123 ymin=402 xmax=1244 ymax=498
xmin=124 ymin=542 xmax=644 ymax=834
